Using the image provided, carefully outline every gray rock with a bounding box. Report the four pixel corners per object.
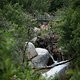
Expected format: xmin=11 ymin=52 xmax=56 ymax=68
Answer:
xmin=31 ymin=54 xmax=49 ymax=68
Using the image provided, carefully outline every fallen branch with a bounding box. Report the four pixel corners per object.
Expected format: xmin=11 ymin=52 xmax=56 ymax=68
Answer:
xmin=33 ymin=55 xmax=77 ymax=70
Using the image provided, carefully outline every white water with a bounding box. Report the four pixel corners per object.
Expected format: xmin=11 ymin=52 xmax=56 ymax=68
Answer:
xmin=42 ymin=62 xmax=69 ymax=79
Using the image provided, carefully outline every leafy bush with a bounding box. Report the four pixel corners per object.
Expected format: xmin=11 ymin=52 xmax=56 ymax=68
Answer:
xmin=52 ymin=0 xmax=80 ymax=79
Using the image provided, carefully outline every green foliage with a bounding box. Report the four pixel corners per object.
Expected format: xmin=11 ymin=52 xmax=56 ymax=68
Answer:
xmin=0 ymin=0 xmax=8 ymax=9
xmin=0 ymin=2 xmax=39 ymax=80
xmin=48 ymin=0 xmax=69 ymax=12
xmin=7 ymin=0 xmax=51 ymax=13
xmin=52 ymin=0 xmax=80 ymax=79
xmin=66 ymin=69 xmax=80 ymax=80
xmin=53 ymin=0 xmax=80 ymax=55
xmin=1 ymin=0 xmax=80 ymax=79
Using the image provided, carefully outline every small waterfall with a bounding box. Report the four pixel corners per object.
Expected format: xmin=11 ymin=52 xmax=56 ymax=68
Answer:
xmin=48 ymin=53 xmax=57 ymax=63
xmin=26 ymin=42 xmax=70 ymax=79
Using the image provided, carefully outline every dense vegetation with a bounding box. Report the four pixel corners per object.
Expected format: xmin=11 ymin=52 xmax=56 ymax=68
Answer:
xmin=0 ymin=0 xmax=80 ymax=80
xmin=52 ymin=0 xmax=80 ymax=79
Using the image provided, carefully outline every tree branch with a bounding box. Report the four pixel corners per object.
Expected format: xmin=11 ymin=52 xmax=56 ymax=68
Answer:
xmin=33 ymin=55 xmax=77 ymax=70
